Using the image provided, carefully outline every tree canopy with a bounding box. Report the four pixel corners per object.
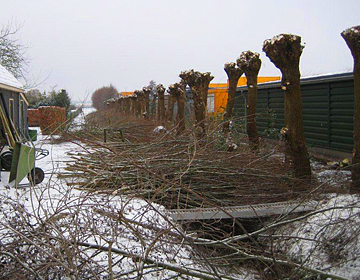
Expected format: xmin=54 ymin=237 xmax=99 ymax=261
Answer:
xmin=91 ymin=84 xmax=118 ymax=110
xmin=0 ymin=22 xmax=28 ymax=79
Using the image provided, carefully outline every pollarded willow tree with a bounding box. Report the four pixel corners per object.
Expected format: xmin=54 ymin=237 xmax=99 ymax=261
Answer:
xmin=263 ymin=34 xmax=311 ymax=179
xmin=237 ymin=51 xmax=261 ymax=150
xmin=341 ymin=25 xmax=360 ymax=190
xmin=156 ymin=84 xmax=166 ymax=122
xmin=134 ymin=90 xmax=143 ymax=118
xmin=167 ymin=87 xmax=176 ymax=122
xmin=130 ymin=95 xmax=137 ymax=115
xmin=223 ymin=63 xmax=243 ymax=136
xmin=142 ymin=86 xmax=152 ymax=118
xmin=168 ymin=82 xmax=186 ymax=134
xmin=180 ymin=70 xmax=213 ymax=137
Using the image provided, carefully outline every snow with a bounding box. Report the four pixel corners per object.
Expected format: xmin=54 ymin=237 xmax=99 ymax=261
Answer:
xmin=0 ymin=64 xmax=23 ymax=91
xmin=0 ymin=108 xmax=359 ymax=278
xmin=0 ymin=109 xmax=250 ymax=279
xmin=153 ymin=125 xmax=166 ymax=134
xmin=274 ymin=194 xmax=360 ymax=279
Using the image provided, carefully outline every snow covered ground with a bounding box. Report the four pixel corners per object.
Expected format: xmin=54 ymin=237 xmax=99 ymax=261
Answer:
xmin=0 ymin=109 xmax=359 ymax=279
xmin=0 ymin=109 xmax=251 ymax=279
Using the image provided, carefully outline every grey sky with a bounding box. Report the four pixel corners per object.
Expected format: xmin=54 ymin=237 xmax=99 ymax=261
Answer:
xmin=1 ymin=0 xmax=359 ymax=101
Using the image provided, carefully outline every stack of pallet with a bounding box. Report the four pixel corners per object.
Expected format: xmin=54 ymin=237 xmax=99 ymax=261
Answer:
xmin=38 ymin=106 xmax=66 ymax=135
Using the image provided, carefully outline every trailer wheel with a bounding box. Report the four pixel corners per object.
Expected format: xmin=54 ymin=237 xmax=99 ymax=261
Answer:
xmin=28 ymin=167 xmax=45 ymax=185
xmin=0 ymin=151 xmax=12 ymax=171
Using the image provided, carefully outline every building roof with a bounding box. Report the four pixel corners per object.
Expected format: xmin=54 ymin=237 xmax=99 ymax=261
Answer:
xmin=0 ymin=64 xmax=24 ymax=93
xmin=237 ymin=72 xmax=353 ymax=91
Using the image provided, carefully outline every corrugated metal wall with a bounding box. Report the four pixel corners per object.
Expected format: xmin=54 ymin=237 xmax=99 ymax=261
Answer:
xmin=234 ymin=74 xmax=354 ymax=153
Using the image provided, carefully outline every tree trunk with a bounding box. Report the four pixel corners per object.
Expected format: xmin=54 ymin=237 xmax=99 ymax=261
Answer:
xmin=246 ymin=75 xmax=259 ymax=150
xmin=177 ymin=94 xmax=185 ymax=134
xmin=169 ymin=83 xmax=186 ymax=134
xmin=263 ymin=34 xmax=311 ymax=179
xmin=283 ymin=68 xmax=311 ymax=178
xmin=167 ymin=93 xmax=176 ymax=122
xmin=143 ymin=87 xmax=151 ymax=118
xmin=134 ymin=90 xmax=142 ymax=118
xmin=342 ymin=26 xmax=360 ymax=190
xmin=156 ymin=85 xmax=166 ymax=123
xmin=131 ymin=97 xmax=136 ymax=115
xmin=191 ymin=87 xmax=206 ymax=137
xmin=223 ymin=63 xmax=243 ymax=137
xmin=237 ymin=51 xmax=261 ymax=150
xmin=180 ymin=70 xmax=213 ymax=138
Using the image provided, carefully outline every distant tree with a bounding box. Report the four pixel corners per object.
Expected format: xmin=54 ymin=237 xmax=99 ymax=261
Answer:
xmin=35 ymin=88 xmax=72 ymax=113
xmin=0 ymin=22 xmax=28 ymax=79
xmin=25 ymin=89 xmax=41 ymax=108
xmin=91 ymin=84 xmax=118 ymax=110
xmin=148 ymin=80 xmax=157 ymax=94
xmin=52 ymin=89 xmax=71 ymax=111
xmin=148 ymin=80 xmax=157 ymax=116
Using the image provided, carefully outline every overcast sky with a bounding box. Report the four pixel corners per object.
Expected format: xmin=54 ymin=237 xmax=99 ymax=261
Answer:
xmin=1 ymin=0 xmax=359 ymax=101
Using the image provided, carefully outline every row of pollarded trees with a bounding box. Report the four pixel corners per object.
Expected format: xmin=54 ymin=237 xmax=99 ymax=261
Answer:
xmin=223 ymin=43 xmax=311 ymax=180
xmin=106 ymin=26 xmax=359 ymax=189
xmin=222 ymin=26 xmax=360 ymax=189
xmin=106 ymin=71 xmax=214 ymax=136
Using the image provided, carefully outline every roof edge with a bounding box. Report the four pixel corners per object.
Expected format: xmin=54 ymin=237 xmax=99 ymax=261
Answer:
xmin=236 ymin=72 xmax=354 ymax=91
xmin=0 ymin=82 xmax=25 ymax=93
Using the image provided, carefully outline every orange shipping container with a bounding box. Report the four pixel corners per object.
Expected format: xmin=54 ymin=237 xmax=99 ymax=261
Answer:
xmin=207 ymin=76 xmax=280 ymax=115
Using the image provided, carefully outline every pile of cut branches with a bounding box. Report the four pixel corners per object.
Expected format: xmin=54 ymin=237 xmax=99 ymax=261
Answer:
xmin=61 ymin=110 xmax=315 ymax=210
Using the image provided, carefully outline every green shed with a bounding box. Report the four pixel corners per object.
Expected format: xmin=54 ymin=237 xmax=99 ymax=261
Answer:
xmin=234 ymin=72 xmax=354 ymax=153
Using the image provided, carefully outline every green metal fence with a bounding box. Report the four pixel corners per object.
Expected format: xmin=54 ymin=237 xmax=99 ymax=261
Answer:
xmin=234 ymin=72 xmax=354 ymax=153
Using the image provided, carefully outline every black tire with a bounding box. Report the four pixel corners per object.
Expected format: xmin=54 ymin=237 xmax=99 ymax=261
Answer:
xmin=28 ymin=167 xmax=45 ymax=185
xmin=1 ymin=151 xmax=12 ymax=171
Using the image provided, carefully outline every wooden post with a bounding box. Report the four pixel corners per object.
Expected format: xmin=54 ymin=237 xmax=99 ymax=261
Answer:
xmin=237 ymin=51 xmax=261 ymax=150
xmin=341 ymin=26 xmax=360 ymax=190
xmin=263 ymin=34 xmax=311 ymax=179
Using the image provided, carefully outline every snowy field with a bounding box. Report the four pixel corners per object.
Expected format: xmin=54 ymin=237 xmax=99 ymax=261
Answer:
xmin=0 ymin=109 xmax=251 ymax=279
xmin=0 ymin=108 xmax=359 ymax=279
